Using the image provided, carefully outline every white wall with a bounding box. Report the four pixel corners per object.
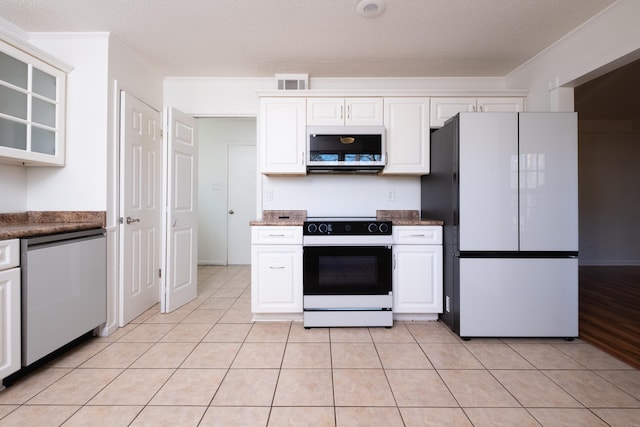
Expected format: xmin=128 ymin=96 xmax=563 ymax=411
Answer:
xmin=578 ymin=120 xmax=640 ymax=265
xmin=165 ymin=76 xmax=522 ymax=222
xmin=263 ymin=175 xmax=420 ymax=217
xmin=27 ymin=33 xmax=109 ymax=211
xmin=198 ymin=118 xmax=256 ymax=265
xmin=164 ymin=76 xmax=522 ymax=117
xmin=507 ymin=0 xmax=640 ymax=110
xmin=107 ymin=35 xmax=164 ymax=227
xmin=27 ymin=32 xmax=164 ymax=336
xmin=0 ymin=165 xmax=27 ymax=212
xmin=164 ymin=77 xmax=273 ymax=116
xmin=103 ymin=35 xmax=164 ymax=335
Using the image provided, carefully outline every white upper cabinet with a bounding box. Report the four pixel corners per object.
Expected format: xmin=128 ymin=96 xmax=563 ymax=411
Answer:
xmin=0 ymin=39 xmax=67 ymax=166
xmin=259 ymin=97 xmax=306 ymax=175
xmin=382 ymin=97 xmax=430 ymax=175
xmin=430 ymin=97 xmax=476 ymax=128
xmin=307 ymin=97 xmax=383 ymax=126
xmin=430 ymin=97 xmax=524 ymax=127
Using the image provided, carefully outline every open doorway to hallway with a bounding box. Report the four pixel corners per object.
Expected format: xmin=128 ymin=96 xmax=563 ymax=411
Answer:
xmin=575 ymin=58 xmax=640 ymax=368
xmin=197 ymin=117 xmax=257 ymax=265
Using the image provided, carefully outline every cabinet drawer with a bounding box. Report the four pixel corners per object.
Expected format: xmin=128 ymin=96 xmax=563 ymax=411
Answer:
xmin=393 ymin=226 xmax=442 ymax=245
xmin=252 ymin=226 xmax=303 ymax=245
xmin=0 ymin=239 xmax=20 ymax=270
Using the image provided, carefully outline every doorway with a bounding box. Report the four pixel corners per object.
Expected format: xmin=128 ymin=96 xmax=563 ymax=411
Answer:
xmin=574 ymin=58 xmax=640 ymax=367
xmin=197 ymin=117 xmax=257 ymax=265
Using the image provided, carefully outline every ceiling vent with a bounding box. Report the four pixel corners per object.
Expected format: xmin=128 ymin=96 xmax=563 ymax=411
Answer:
xmin=276 ymin=73 xmax=308 ymax=90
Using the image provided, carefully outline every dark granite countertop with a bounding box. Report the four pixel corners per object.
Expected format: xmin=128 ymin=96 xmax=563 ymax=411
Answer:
xmin=249 ymin=210 xmax=443 ymax=227
xmin=0 ymin=211 xmax=106 ymax=240
xmin=376 ymin=210 xmax=444 ymax=226
xmin=249 ymin=210 xmax=307 ymax=226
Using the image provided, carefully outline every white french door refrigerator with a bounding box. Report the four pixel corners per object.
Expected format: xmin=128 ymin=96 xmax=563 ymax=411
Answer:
xmin=422 ymin=112 xmax=578 ymax=338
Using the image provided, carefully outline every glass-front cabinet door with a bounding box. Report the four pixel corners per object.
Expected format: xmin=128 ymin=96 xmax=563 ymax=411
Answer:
xmin=0 ymin=39 xmax=66 ymax=166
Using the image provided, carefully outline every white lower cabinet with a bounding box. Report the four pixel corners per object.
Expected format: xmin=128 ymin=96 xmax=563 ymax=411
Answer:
xmin=1 ymin=239 xmax=21 ymax=386
xmin=392 ymin=227 xmax=443 ymax=316
xmin=251 ymin=227 xmax=303 ymax=316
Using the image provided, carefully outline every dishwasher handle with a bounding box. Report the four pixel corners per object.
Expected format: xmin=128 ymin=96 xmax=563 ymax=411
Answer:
xmin=23 ymin=228 xmax=106 ymax=249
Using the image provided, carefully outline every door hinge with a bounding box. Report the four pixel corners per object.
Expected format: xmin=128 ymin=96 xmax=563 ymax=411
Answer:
xmin=158 ymin=268 xmax=162 ymax=278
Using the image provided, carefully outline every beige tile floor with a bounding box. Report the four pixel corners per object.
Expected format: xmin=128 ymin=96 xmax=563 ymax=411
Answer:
xmin=1 ymin=265 xmax=639 ymax=426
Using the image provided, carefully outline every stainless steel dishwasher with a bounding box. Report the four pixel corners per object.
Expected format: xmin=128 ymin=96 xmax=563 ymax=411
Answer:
xmin=21 ymin=228 xmax=106 ymax=366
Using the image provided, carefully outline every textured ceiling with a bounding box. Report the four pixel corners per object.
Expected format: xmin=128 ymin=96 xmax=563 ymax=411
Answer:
xmin=0 ymin=0 xmax=616 ymax=77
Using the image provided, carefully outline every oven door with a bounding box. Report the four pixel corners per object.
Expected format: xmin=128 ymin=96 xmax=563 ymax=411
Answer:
xmin=303 ymin=245 xmax=392 ymax=295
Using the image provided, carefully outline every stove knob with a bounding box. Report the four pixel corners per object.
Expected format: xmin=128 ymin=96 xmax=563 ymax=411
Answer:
xmin=318 ymin=223 xmax=328 ymax=234
xmin=368 ymin=223 xmax=378 ymax=233
xmin=379 ymin=223 xmax=389 ymax=233
xmin=307 ymin=223 xmax=317 ymax=234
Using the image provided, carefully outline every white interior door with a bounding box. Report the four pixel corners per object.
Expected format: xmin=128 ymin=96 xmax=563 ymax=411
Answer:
xmin=227 ymin=145 xmax=256 ymax=264
xmin=119 ymin=91 xmax=162 ymax=326
xmin=162 ymin=108 xmax=198 ymax=312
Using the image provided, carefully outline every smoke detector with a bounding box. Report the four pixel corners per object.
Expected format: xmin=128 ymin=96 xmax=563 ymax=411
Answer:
xmin=356 ymin=0 xmax=386 ymax=18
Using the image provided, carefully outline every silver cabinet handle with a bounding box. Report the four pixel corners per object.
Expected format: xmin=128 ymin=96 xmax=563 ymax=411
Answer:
xmin=126 ymin=216 xmax=140 ymax=224
xmin=269 ymin=266 xmax=285 ymax=269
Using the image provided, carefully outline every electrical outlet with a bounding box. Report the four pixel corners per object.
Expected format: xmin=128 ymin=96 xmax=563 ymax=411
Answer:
xmin=265 ymin=190 xmax=274 ymax=201
xmin=387 ymin=190 xmax=395 ymax=201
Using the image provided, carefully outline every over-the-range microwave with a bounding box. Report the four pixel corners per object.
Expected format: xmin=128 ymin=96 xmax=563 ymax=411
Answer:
xmin=306 ymin=126 xmax=386 ymax=174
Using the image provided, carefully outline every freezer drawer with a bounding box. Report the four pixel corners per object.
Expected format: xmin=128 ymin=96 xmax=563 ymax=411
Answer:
xmin=459 ymin=257 xmax=578 ymax=337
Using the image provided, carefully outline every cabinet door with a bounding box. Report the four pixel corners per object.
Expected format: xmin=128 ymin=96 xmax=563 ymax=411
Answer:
xmin=0 ymin=267 xmax=20 ymax=381
xmin=393 ymin=245 xmax=442 ymax=313
xmin=251 ymin=245 xmax=302 ymax=313
xmin=260 ymin=98 xmax=306 ymax=174
xmin=477 ymin=97 xmax=524 ymax=113
xmin=307 ymin=98 xmax=344 ymax=126
xmin=345 ymin=98 xmax=383 ymax=125
xmin=383 ymin=97 xmax=430 ymax=175
xmin=307 ymin=98 xmax=383 ymax=126
xmin=429 ymin=97 xmax=476 ymax=127
xmin=0 ymin=40 xmax=67 ymax=166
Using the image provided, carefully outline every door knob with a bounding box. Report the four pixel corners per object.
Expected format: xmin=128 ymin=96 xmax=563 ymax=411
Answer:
xmin=228 ymin=210 xmax=234 ymax=215
xmin=126 ymin=216 xmax=140 ymax=224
